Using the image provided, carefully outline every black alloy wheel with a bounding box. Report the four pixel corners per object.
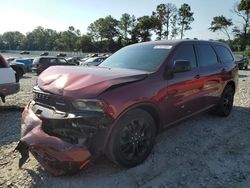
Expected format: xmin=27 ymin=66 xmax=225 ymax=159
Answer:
xmin=214 ymin=85 xmax=235 ymax=117
xmin=106 ymin=109 xmax=156 ymax=167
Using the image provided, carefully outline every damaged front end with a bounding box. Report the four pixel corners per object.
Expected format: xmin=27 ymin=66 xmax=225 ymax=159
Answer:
xmin=15 ymin=88 xmax=114 ymax=176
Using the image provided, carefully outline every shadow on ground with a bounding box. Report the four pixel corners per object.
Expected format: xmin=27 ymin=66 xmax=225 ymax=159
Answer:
xmin=0 ymin=110 xmax=21 ymax=146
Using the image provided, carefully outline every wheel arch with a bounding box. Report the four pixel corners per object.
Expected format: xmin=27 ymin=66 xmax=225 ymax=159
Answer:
xmin=104 ymin=102 xmax=162 ymax=149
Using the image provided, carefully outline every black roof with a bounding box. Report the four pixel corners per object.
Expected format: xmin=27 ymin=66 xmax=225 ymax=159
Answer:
xmin=133 ymin=39 xmax=229 ymax=48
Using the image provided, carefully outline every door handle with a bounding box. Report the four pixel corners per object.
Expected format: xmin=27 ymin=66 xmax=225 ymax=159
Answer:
xmin=194 ymin=74 xmax=200 ymax=79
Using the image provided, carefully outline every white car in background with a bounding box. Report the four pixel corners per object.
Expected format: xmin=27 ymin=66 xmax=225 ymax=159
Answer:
xmin=0 ymin=54 xmax=20 ymax=103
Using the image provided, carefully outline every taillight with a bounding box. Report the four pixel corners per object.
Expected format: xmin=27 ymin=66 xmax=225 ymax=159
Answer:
xmin=0 ymin=55 xmax=9 ymax=68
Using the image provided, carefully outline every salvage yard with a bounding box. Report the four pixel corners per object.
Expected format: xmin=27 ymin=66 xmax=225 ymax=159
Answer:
xmin=0 ymin=70 xmax=250 ymax=188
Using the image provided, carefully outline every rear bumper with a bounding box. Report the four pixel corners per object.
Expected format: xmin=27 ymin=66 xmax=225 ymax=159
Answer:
xmin=0 ymin=82 xmax=20 ymax=96
xmin=16 ymin=105 xmax=92 ymax=176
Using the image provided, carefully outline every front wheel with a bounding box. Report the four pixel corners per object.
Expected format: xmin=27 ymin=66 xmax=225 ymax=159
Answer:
xmin=106 ymin=109 xmax=156 ymax=167
xmin=213 ymin=85 xmax=235 ymax=117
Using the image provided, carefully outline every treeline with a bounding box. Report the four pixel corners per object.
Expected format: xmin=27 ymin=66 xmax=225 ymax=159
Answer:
xmin=0 ymin=3 xmax=194 ymax=52
xmin=209 ymin=0 xmax=250 ymax=51
xmin=0 ymin=1 xmax=249 ymax=53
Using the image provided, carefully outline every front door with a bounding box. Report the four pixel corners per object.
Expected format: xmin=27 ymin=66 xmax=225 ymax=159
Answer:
xmin=165 ymin=44 xmax=204 ymax=125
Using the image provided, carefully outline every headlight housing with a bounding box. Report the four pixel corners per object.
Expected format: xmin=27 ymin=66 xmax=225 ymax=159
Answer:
xmin=72 ymin=99 xmax=104 ymax=112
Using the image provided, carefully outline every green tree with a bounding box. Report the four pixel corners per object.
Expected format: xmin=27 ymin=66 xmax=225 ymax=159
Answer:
xmin=209 ymin=15 xmax=233 ymax=41
xmin=152 ymin=3 xmax=177 ymax=40
xmin=152 ymin=4 xmax=167 ymax=40
xmin=102 ymin=15 xmax=119 ymax=41
xmin=79 ymin=34 xmax=94 ymax=52
xmin=233 ymin=0 xmax=250 ymax=50
xmin=2 ymin=31 xmax=25 ymax=50
xmin=55 ymin=26 xmax=81 ymax=51
xmin=178 ymin=3 xmax=194 ymax=39
xmin=88 ymin=15 xmax=119 ymax=42
xmin=118 ymin=13 xmax=136 ymax=45
xmin=234 ymin=0 xmax=250 ymax=37
xmin=0 ymin=35 xmax=4 ymax=49
xmin=87 ymin=21 xmax=102 ymax=41
xmin=165 ymin=3 xmax=178 ymax=40
xmin=43 ymin=29 xmax=59 ymax=50
xmin=135 ymin=16 xmax=157 ymax=42
xmin=24 ymin=26 xmax=59 ymax=50
xmin=170 ymin=14 xmax=179 ymax=39
xmin=88 ymin=15 xmax=119 ymax=52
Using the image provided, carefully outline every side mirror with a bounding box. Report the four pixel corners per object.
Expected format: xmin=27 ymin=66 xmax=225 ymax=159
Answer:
xmin=174 ymin=60 xmax=191 ymax=73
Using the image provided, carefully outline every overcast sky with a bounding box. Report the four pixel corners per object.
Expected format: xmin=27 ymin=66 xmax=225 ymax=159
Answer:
xmin=1 ymin=0 xmax=243 ymax=40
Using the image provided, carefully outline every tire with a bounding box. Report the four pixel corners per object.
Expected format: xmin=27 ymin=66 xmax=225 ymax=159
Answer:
xmin=18 ymin=68 xmax=24 ymax=78
xmin=106 ymin=109 xmax=156 ymax=167
xmin=245 ymin=65 xmax=248 ymax=70
xmin=15 ymin=72 xmax=20 ymax=82
xmin=213 ymin=85 xmax=235 ymax=117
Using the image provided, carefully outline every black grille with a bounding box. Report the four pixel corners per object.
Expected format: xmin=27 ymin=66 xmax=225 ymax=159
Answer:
xmin=33 ymin=91 xmax=71 ymax=111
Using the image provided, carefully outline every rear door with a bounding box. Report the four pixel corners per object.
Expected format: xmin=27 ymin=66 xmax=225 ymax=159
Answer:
xmin=195 ymin=44 xmax=224 ymax=107
xmin=166 ymin=44 xmax=204 ymax=125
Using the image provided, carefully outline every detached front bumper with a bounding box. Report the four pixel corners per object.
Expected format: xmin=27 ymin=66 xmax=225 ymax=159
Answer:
xmin=16 ymin=102 xmax=112 ymax=176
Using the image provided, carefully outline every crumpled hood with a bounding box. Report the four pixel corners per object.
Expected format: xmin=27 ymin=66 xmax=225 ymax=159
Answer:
xmin=37 ymin=66 xmax=148 ymax=98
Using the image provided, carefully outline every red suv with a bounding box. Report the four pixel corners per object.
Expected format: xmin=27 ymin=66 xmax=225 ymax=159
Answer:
xmin=16 ymin=40 xmax=238 ymax=175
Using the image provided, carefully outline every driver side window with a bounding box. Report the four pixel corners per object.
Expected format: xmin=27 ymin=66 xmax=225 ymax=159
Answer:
xmin=172 ymin=44 xmax=197 ymax=68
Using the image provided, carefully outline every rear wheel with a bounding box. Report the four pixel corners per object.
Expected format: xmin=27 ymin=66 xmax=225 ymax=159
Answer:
xmin=106 ymin=109 xmax=156 ymax=167
xmin=213 ymin=85 xmax=235 ymax=117
xmin=18 ymin=68 xmax=24 ymax=78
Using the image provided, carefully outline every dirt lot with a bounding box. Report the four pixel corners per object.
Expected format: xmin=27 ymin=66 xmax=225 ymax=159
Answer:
xmin=0 ymin=70 xmax=250 ymax=188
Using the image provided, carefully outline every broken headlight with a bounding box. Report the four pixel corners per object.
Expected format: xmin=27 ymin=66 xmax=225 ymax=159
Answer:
xmin=72 ymin=99 xmax=104 ymax=112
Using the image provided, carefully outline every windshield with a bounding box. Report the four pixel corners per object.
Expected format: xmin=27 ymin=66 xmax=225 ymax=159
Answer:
xmin=99 ymin=44 xmax=171 ymax=72
xmin=234 ymin=54 xmax=244 ymax=61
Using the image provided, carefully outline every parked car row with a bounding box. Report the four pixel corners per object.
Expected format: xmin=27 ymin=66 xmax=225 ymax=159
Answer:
xmin=32 ymin=56 xmax=76 ymax=75
xmin=9 ymin=61 xmax=27 ymax=82
xmin=234 ymin=54 xmax=248 ymax=70
xmin=32 ymin=54 xmax=110 ymax=75
xmin=79 ymin=56 xmax=108 ymax=66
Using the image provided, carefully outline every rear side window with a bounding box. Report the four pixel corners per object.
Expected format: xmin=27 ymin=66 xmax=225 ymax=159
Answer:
xmin=50 ymin=59 xmax=57 ymax=64
xmin=40 ymin=58 xmax=48 ymax=64
xmin=172 ymin=44 xmax=197 ymax=68
xmin=214 ymin=45 xmax=234 ymax=63
xmin=196 ymin=44 xmax=218 ymax=67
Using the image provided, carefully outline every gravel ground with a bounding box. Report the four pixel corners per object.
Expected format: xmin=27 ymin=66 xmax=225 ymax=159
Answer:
xmin=0 ymin=70 xmax=250 ymax=188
